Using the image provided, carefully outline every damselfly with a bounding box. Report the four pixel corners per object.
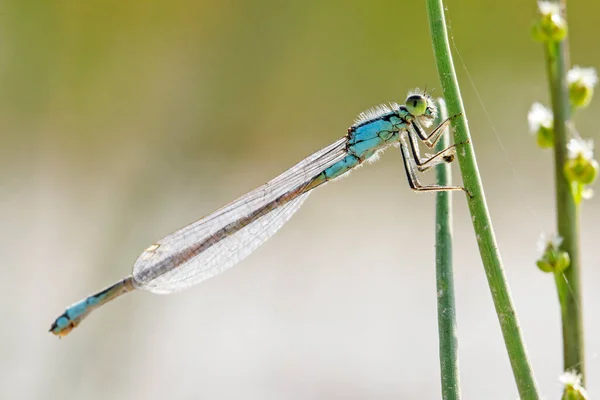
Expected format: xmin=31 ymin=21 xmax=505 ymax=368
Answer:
xmin=50 ymin=90 xmax=463 ymax=337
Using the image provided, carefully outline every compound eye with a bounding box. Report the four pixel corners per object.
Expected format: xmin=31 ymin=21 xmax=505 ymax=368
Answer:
xmin=405 ymin=95 xmax=427 ymax=116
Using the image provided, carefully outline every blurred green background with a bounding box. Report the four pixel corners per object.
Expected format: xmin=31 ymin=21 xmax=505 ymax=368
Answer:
xmin=2 ymin=1 xmax=599 ymax=398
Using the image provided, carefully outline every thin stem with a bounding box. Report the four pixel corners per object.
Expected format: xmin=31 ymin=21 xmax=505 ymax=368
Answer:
xmin=434 ymin=98 xmax=461 ymax=400
xmin=425 ymin=1 xmax=540 ymax=398
xmin=545 ymin=0 xmax=585 ymax=382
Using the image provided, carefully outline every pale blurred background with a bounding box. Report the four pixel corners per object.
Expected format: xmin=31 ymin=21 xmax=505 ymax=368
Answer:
xmin=2 ymin=1 xmax=599 ymax=399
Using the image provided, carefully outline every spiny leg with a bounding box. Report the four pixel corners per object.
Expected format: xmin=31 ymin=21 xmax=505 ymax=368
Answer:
xmin=399 ymin=136 xmax=465 ymax=192
xmin=411 ymin=118 xmax=452 ymax=149
xmin=406 ymin=128 xmax=456 ymax=172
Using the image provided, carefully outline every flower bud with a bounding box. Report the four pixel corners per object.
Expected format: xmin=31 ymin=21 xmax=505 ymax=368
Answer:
xmin=564 ymin=157 xmax=598 ymax=185
xmin=536 ymin=126 xmax=554 ymax=148
xmin=528 ymin=103 xmax=554 ymax=148
xmin=564 ymin=138 xmax=598 ymax=185
xmin=567 ymin=66 xmax=598 ymax=109
xmin=535 ymin=233 xmax=570 ymax=274
xmin=560 ymin=371 xmax=588 ymax=400
xmin=531 ymin=2 xmax=567 ymax=43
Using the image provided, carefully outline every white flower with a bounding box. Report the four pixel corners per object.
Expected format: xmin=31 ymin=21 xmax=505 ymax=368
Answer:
xmin=538 ymin=1 xmax=560 ymax=16
xmin=559 ymin=370 xmax=588 ymax=399
xmin=567 ymin=66 xmax=598 ymax=88
xmin=559 ymin=370 xmax=581 ymax=386
xmin=527 ymin=102 xmax=553 ymax=133
xmin=536 ymin=232 xmax=563 ymax=255
xmin=567 ymin=137 xmax=594 ymax=160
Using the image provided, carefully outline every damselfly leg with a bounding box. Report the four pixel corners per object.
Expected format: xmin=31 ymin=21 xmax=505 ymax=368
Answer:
xmin=411 ymin=116 xmax=453 ymax=148
xmin=406 ymin=125 xmax=456 ymax=173
xmin=399 ymin=118 xmax=465 ymax=192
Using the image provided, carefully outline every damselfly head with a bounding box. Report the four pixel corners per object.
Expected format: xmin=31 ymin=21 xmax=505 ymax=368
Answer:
xmin=404 ymin=90 xmax=437 ymax=127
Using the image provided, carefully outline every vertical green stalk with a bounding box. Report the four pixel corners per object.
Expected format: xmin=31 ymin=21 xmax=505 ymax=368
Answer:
xmin=425 ymin=0 xmax=540 ymax=398
xmin=544 ymin=0 xmax=585 ymax=382
xmin=434 ymin=98 xmax=461 ymax=400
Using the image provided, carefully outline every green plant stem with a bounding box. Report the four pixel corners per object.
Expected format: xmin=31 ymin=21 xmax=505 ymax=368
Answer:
xmin=544 ymin=0 xmax=585 ymax=382
xmin=425 ymin=1 xmax=540 ymax=398
xmin=434 ymin=98 xmax=461 ymax=400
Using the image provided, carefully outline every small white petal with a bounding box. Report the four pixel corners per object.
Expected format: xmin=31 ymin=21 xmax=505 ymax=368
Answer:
xmin=538 ymin=1 xmax=560 ymax=15
xmin=536 ymin=232 xmax=563 ymax=254
xmin=527 ymin=102 xmax=553 ymax=133
xmin=567 ymin=66 xmax=598 ymax=88
xmin=567 ymin=137 xmax=594 ymax=160
xmin=559 ymin=370 xmax=582 ymax=386
xmin=582 ymin=187 xmax=594 ymax=200
xmin=559 ymin=370 xmax=588 ymax=398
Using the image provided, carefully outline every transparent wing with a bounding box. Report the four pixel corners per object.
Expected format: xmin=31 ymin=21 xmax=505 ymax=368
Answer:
xmin=133 ymin=137 xmax=348 ymax=294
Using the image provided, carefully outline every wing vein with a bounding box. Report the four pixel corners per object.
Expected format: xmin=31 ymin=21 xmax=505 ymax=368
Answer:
xmin=132 ymin=137 xmax=348 ymax=293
